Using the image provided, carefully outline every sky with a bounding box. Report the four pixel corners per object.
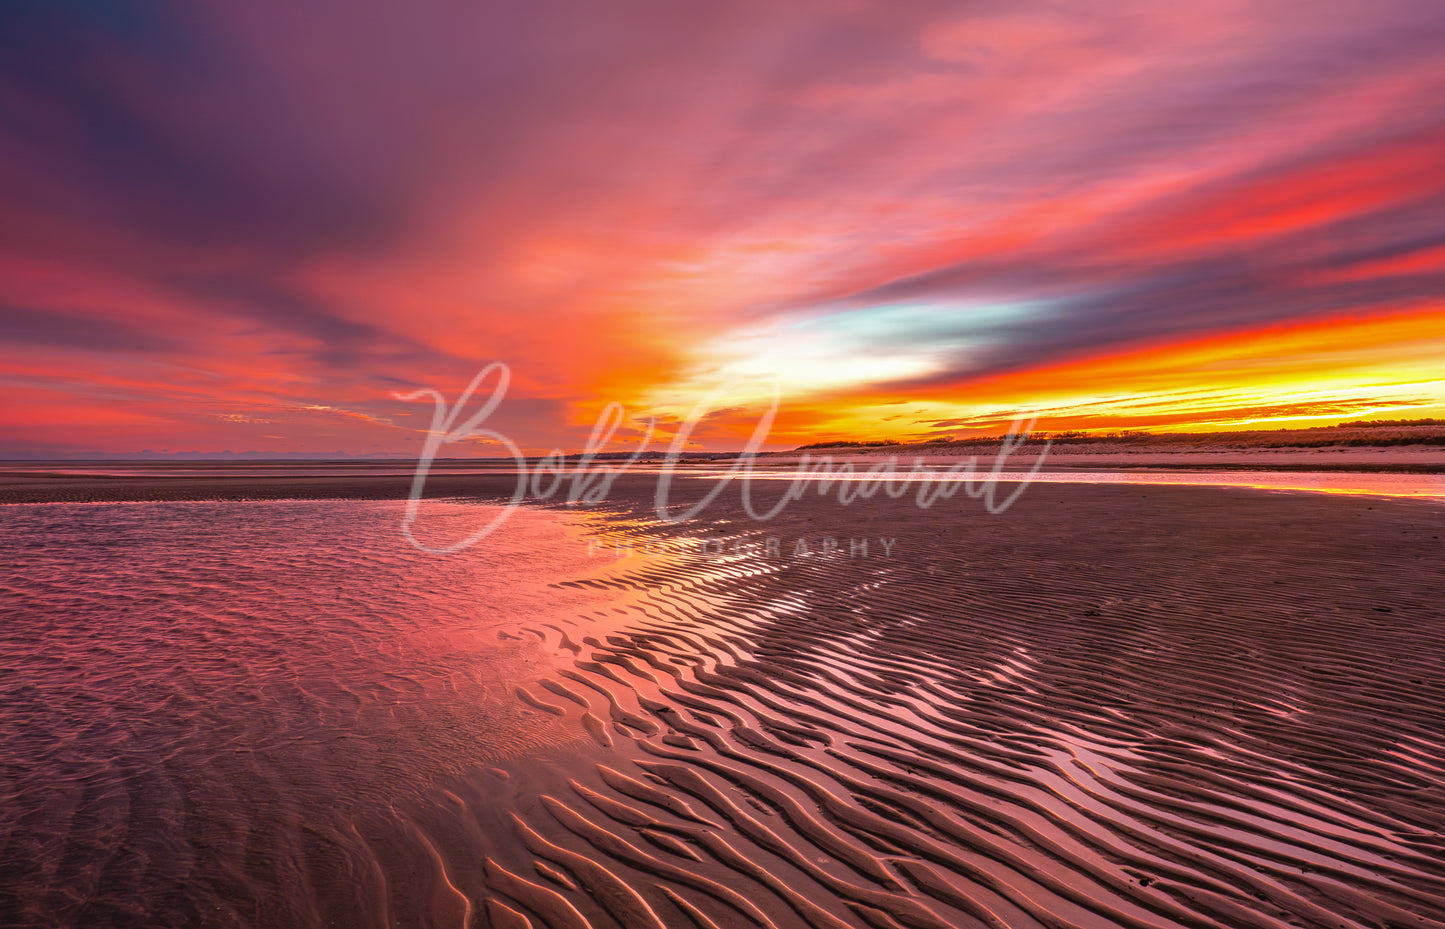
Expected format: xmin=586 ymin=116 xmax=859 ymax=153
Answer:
xmin=2 ymin=0 xmax=1444 ymax=456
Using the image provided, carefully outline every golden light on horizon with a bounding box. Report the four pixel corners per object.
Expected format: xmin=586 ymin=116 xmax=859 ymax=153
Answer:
xmin=627 ymin=305 xmax=1445 ymax=450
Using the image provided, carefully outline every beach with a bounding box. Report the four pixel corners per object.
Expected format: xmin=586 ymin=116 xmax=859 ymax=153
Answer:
xmin=2 ymin=468 xmax=1444 ymax=928
xmin=10 ymin=0 xmax=1445 ymax=924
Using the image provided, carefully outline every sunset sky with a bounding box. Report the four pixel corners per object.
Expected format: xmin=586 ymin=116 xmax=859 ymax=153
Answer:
xmin=2 ymin=0 xmax=1444 ymax=456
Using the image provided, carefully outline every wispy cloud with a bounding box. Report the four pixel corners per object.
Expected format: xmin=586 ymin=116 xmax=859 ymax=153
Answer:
xmin=2 ymin=0 xmax=1443 ymax=453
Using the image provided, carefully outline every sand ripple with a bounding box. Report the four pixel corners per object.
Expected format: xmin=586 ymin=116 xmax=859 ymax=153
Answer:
xmin=3 ymin=492 xmax=1444 ymax=928
xmin=494 ymin=499 xmax=1445 ymax=929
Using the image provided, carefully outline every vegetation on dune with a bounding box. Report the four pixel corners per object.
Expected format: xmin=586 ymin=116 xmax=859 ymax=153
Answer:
xmin=793 ymin=439 xmax=901 ymax=450
xmin=1336 ymin=418 xmax=1445 ymax=428
xmin=791 ymin=421 xmax=1445 ymax=452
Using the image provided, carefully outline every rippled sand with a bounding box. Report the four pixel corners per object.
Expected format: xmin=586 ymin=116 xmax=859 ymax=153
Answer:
xmin=3 ymin=481 xmax=1444 ymax=928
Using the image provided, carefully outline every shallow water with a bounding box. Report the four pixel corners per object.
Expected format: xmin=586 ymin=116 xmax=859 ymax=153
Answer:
xmin=0 ymin=500 xmax=621 ymax=927
xmin=8 ymin=460 xmax=1444 ymax=499
xmin=3 ymin=496 xmax=1444 ymax=929
xmin=684 ymin=465 xmax=1445 ymax=500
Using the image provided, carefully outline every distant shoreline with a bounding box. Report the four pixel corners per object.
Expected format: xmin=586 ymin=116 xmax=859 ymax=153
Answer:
xmin=2 ymin=451 xmax=1442 ymax=506
xmin=3 ymin=421 xmax=1444 ymax=507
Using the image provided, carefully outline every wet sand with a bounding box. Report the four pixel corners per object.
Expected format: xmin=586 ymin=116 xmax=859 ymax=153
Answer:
xmin=0 ymin=467 xmax=516 ymax=505
xmin=4 ymin=471 xmax=1444 ymax=928
xmin=443 ymin=477 xmax=1445 ymax=928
